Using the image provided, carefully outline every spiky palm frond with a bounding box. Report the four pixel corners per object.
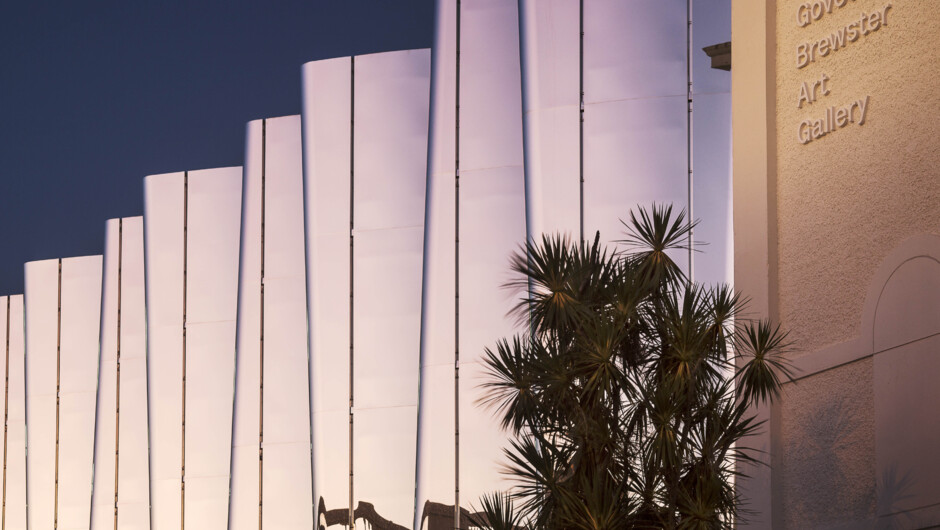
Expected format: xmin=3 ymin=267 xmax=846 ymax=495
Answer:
xmin=478 ymin=336 xmax=541 ymax=434
xmin=469 ymin=492 xmax=528 ymax=530
xmin=501 ymin=435 xmax=573 ymax=528
xmin=735 ymin=320 xmax=796 ymax=406
xmin=477 ymin=204 xmax=791 ymax=530
xmin=620 ymin=203 xmax=696 ymax=288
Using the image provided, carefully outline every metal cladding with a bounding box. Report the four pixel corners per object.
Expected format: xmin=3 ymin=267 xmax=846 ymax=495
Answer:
xmin=230 ymin=115 xmax=314 ymax=529
xmin=303 ymin=49 xmax=431 ymax=530
xmin=521 ymin=0 xmax=689 ymax=246
xmin=416 ymin=1 xmax=528 ymax=528
xmin=1 ymin=3 xmax=732 ymax=527
xmin=1 ymin=294 xmax=26 ymax=530
xmin=25 ymin=256 xmax=103 ymax=530
xmin=144 ymin=168 xmax=242 ymax=530
xmin=519 ymin=0 xmax=731 ymax=286
xmin=691 ymin=0 xmax=732 ymax=288
xmin=91 ymin=218 xmax=151 ymax=530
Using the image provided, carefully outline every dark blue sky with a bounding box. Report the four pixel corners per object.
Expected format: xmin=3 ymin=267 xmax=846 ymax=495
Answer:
xmin=0 ymin=2 xmax=434 ymax=294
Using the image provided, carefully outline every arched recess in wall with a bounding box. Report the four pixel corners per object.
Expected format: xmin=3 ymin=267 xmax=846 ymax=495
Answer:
xmin=869 ymin=234 xmax=940 ymax=528
xmin=786 ymin=234 xmax=940 ymax=528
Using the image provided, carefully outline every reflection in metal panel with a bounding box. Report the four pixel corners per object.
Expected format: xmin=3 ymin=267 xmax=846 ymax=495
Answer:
xmin=144 ymin=168 xmax=241 ymax=530
xmin=92 ymin=218 xmax=150 ymax=530
xmin=417 ymin=1 xmax=527 ymax=527
xmin=691 ymin=0 xmax=732 ymax=288
xmin=521 ymin=0 xmax=731 ymax=278
xmin=582 ymin=95 xmax=688 ymax=245
xmin=143 ymin=174 xmax=184 ymax=530
xmin=230 ymin=115 xmax=313 ymax=530
xmin=518 ymin=0 xmax=581 ymax=239
xmin=521 ymin=0 xmax=690 ymax=250
xmin=25 ymin=260 xmax=59 ymax=530
xmin=25 ymin=256 xmax=103 ymax=530
xmin=2 ymin=295 xmax=26 ymax=530
xmin=303 ymin=49 xmax=430 ymax=529
xmin=303 ymin=55 xmax=351 ymax=530
xmin=582 ymin=0 xmax=689 ymax=263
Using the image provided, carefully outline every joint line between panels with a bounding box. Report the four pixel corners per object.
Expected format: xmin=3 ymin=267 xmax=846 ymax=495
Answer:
xmin=579 ymin=0 xmax=585 ymax=245
xmin=348 ymin=55 xmax=356 ymax=530
xmin=54 ymin=259 xmax=62 ymax=529
xmin=687 ymin=0 xmax=695 ymax=280
xmin=114 ymin=218 xmax=124 ymax=530
xmin=182 ymin=171 xmax=189 ymax=530
xmin=454 ymin=1 xmax=462 ymax=527
xmin=259 ymin=118 xmax=267 ymax=529
xmin=2 ymin=296 xmax=10 ymax=530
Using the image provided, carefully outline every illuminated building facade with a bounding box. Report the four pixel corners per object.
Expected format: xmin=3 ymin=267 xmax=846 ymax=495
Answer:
xmin=0 ymin=1 xmax=740 ymax=529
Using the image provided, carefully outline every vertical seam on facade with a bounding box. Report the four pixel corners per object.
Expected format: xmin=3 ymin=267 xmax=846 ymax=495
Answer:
xmin=687 ymin=0 xmax=695 ymax=279
xmin=114 ymin=219 xmax=124 ymax=530
xmin=182 ymin=171 xmax=188 ymax=530
xmin=54 ymin=259 xmax=62 ymax=529
xmin=2 ymin=296 xmax=9 ymax=530
xmin=454 ymin=1 xmax=462 ymax=526
xmin=348 ymin=55 xmax=356 ymax=530
xmin=259 ymin=119 xmax=266 ymax=530
xmin=579 ymin=0 xmax=585 ymax=244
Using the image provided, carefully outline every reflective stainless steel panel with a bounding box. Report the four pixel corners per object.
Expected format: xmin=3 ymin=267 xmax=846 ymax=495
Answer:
xmin=116 ymin=217 xmax=151 ymax=530
xmin=229 ymin=120 xmax=263 ymax=530
xmin=417 ymin=2 xmax=462 ymax=521
xmin=522 ymin=0 xmax=731 ymax=281
xmin=691 ymin=0 xmax=732 ymax=287
xmin=58 ymin=256 xmax=105 ymax=530
xmin=25 ymin=256 xmax=103 ymax=530
xmin=691 ymin=92 xmax=731 ymax=287
xmin=303 ymin=55 xmax=352 ymax=525
xmin=258 ymin=114 xmax=314 ymax=530
xmin=2 ymin=295 xmax=26 ymax=530
xmin=92 ymin=218 xmax=150 ymax=530
xmin=583 ymin=0 xmax=687 ymax=103
xmin=304 ymin=49 xmax=431 ymax=529
xmin=521 ymin=0 xmax=689 ymax=254
xmin=184 ymin=168 xmax=241 ymax=530
xmin=352 ymin=225 xmax=423 ymax=527
xmin=352 ymin=50 xmax=429 ymax=529
xmin=230 ymin=115 xmax=313 ymax=530
xmin=582 ymin=96 xmax=688 ymax=247
xmin=583 ymin=0 xmax=688 ymax=251
xmin=144 ymin=167 xmax=241 ymax=530
xmin=143 ymin=173 xmax=185 ymax=530
xmin=519 ymin=0 xmax=581 ymax=238
xmin=417 ymin=1 xmax=527 ymax=527
xmin=91 ymin=222 xmax=120 ymax=530
xmin=24 ymin=260 xmax=58 ymax=530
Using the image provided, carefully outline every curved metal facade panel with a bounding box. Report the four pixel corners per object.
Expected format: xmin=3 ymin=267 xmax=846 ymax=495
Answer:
xmin=144 ymin=168 xmax=242 ymax=530
xmin=351 ymin=50 xmax=429 ymax=529
xmin=417 ymin=1 xmax=527 ymax=527
xmin=582 ymin=0 xmax=689 ymax=248
xmin=24 ymin=260 xmax=58 ymax=530
xmin=143 ymin=174 xmax=185 ymax=530
xmin=691 ymin=0 xmax=732 ymax=287
xmin=303 ymin=55 xmax=352 ymax=529
xmin=25 ymin=255 xmax=103 ymax=530
xmin=91 ymin=217 xmax=151 ymax=530
xmin=518 ymin=0 xmax=581 ymax=239
xmin=519 ymin=0 xmax=732 ymax=286
xmin=521 ymin=0 xmax=690 ymax=250
xmin=1 ymin=6 xmax=732 ymax=525
xmin=230 ymin=115 xmax=313 ymax=530
xmin=303 ymin=48 xmax=430 ymax=529
xmin=2 ymin=294 xmax=26 ymax=530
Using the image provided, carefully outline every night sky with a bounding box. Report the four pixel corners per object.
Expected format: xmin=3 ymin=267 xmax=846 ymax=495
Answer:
xmin=0 ymin=2 xmax=434 ymax=294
